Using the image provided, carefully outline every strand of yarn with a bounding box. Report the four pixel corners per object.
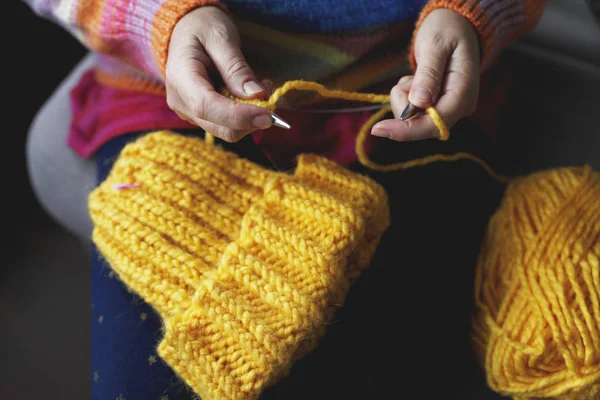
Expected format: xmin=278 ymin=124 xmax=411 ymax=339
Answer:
xmin=226 ymin=80 xmax=390 ymax=109
xmin=97 ymin=80 xmax=600 ymax=400
xmin=207 ymin=80 xmax=511 ymax=184
xmin=354 ymin=105 xmax=510 ymax=183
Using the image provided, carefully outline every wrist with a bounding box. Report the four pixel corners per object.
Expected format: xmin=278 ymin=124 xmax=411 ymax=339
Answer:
xmin=410 ymin=1 xmax=490 ymax=70
xmin=152 ymin=0 xmax=227 ymax=77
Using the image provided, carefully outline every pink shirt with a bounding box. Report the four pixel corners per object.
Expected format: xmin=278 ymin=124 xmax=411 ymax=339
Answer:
xmin=67 ymin=70 xmax=380 ymax=168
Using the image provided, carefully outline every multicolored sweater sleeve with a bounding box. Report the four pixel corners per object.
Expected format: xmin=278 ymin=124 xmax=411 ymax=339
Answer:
xmin=22 ymin=0 xmax=226 ymax=78
xmin=411 ymin=0 xmax=548 ymax=70
xmin=23 ymin=0 xmax=547 ymax=95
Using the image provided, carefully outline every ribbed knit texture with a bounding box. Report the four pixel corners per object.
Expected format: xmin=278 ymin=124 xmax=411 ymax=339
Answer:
xmin=88 ymin=130 xmax=390 ymax=400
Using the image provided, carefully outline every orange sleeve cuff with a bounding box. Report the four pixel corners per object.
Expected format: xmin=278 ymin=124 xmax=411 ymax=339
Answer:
xmin=409 ymin=0 xmax=548 ymax=72
xmin=151 ymin=0 xmax=228 ymax=77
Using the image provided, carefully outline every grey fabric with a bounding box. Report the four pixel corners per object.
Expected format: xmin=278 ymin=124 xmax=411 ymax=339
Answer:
xmin=588 ymin=0 xmax=600 ymax=22
xmin=521 ymin=0 xmax=600 ymax=67
xmin=26 ymin=53 xmax=97 ymax=241
xmin=588 ymin=0 xmax=600 ymax=24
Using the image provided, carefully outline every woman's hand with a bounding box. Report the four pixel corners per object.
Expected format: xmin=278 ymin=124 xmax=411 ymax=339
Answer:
xmin=372 ymin=9 xmax=480 ymax=141
xmin=165 ymin=6 xmax=273 ymax=142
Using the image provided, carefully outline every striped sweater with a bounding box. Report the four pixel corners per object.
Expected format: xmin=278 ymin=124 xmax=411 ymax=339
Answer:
xmin=24 ymin=0 xmax=547 ymax=98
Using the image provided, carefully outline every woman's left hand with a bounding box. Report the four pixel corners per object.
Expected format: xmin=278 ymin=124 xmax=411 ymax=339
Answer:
xmin=372 ymin=8 xmax=480 ymax=141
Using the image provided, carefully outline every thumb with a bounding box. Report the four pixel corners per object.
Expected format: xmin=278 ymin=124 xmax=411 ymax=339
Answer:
xmin=409 ymin=40 xmax=452 ymax=109
xmin=203 ymin=28 xmax=265 ymax=100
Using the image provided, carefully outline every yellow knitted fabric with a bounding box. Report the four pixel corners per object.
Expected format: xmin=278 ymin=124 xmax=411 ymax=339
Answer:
xmin=89 ymin=131 xmax=270 ymax=318
xmin=218 ymin=80 xmax=600 ymax=398
xmin=471 ymin=166 xmax=600 ymax=400
xmin=88 ymin=130 xmax=390 ymax=400
xmin=90 ymin=80 xmax=600 ymax=400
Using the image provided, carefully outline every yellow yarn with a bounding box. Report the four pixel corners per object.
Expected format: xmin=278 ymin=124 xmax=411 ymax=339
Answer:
xmin=209 ymin=80 xmax=600 ymax=399
xmin=217 ymin=80 xmax=508 ymax=182
xmin=354 ymin=105 xmax=509 ymax=181
xmin=89 ymin=132 xmax=271 ymax=318
xmin=222 ymin=80 xmax=448 ymax=139
xmin=223 ymin=79 xmax=391 ymax=108
xmin=88 ymin=131 xmax=390 ymax=400
xmin=472 ymin=166 xmax=600 ymax=400
xmin=90 ymin=80 xmax=600 ymax=400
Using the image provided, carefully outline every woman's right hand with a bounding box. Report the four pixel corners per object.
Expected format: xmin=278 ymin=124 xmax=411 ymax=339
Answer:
xmin=166 ymin=6 xmax=273 ymax=142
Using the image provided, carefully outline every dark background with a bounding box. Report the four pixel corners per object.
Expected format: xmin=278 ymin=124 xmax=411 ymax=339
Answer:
xmin=3 ymin=3 xmax=88 ymax=398
xmin=7 ymin=1 xmax=86 ymax=248
xmin=2 ymin=1 xmax=600 ymax=399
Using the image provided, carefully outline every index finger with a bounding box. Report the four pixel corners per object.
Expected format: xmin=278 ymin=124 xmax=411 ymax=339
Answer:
xmin=173 ymin=59 xmax=273 ymax=131
xmin=372 ymin=83 xmax=440 ymax=141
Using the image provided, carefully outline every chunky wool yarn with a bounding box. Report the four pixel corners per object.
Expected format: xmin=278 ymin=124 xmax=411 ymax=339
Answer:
xmin=90 ymin=80 xmax=600 ymax=400
xmin=88 ymin=130 xmax=390 ymax=400
xmin=472 ymin=166 xmax=600 ymax=400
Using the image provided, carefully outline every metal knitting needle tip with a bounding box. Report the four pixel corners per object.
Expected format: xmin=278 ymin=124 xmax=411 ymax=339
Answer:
xmin=270 ymin=111 xmax=291 ymax=129
xmin=400 ymin=102 xmax=423 ymax=121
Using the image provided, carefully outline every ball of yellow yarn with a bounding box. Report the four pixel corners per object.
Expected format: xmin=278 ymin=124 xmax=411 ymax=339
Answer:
xmin=472 ymin=166 xmax=600 ymax=400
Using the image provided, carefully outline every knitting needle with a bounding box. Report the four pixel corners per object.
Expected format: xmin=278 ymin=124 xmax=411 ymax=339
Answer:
xmin=272 ymin=103 xmax=419 ymax=125
xmin=270 ymin=111 xmax=291 ymax=129
xmin=277 ymin=103 xmax=390 ymax=114
xmin=400 ymin=102 xmax=423 ymax=121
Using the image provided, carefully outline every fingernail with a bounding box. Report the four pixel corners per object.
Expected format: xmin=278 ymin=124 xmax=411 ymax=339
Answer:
xmin=252 ymin=113 xmax=272 ymax=129
xmin=411 ymin=87 xmax=431 ymax=104
xmin=243 ymin=81 xmax=264 ymax=95
xmin=371 ymin=128 xmax=389 ymax=138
